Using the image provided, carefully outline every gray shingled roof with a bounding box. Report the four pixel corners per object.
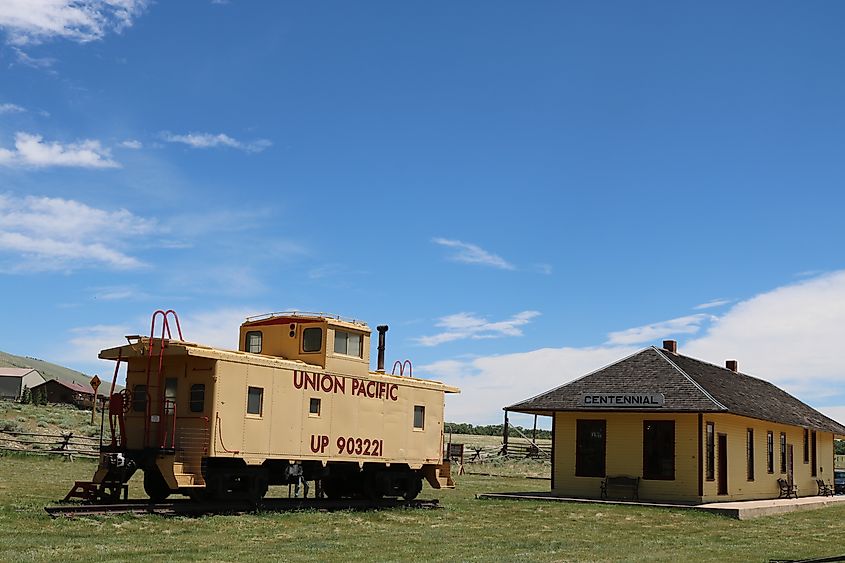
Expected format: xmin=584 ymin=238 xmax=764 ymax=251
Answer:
xmin=506 ymin=347 xmax=845 ymax=435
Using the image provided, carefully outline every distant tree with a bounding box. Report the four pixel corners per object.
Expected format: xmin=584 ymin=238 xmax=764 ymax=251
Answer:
xmin=33 ymin=387 xmax=47 ymax=406
xmin=835 ymin=440 xmax=845 ymax=455
xmin=20 ymin=385 xmax=31 ymax=404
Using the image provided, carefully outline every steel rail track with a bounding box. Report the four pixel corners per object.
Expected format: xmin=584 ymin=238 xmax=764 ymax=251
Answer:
xmin=45 ymin=497 xmax=440 ymax=518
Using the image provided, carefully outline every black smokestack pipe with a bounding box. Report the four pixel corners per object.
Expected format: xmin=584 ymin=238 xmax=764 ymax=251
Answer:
xmin=376 ymin=325 xmax=388 ymax=372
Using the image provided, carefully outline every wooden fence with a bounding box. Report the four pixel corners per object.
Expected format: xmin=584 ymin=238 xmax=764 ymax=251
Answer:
xmin=0 ymin=431 xmax=100 ymax=459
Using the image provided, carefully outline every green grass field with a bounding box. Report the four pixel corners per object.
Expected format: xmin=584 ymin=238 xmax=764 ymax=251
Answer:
xmin=2 ymin=453 xmax=845 ymax=562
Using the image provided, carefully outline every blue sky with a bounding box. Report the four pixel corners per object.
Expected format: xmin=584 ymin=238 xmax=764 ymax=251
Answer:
xmin=2 ymin=1 xmax=845 ymax=426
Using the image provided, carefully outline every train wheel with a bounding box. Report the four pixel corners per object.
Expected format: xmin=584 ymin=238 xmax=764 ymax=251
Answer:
xmin=402 ymin=476 xmax=422 ymax=501
xmin=143 ymin=468 xmax=171 ymax=502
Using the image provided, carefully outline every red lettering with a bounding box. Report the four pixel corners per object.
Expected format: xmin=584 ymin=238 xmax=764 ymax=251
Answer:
xmin=351 ymin=379 xmax=360 ymax=395
xmin=320 ymin=374 xmax=334 ymax=393
xmin=366 ymin=381 xmax=376 ymax=398
xmin=304 ymin=371 xmax=317 ymax=391
xmin=311 ymin=434 xmax=328 ymax=453
xmin=388 ymin=384 xmax=398 ymax=401
xmin=335 ymin=376 xmax=346 ymax=394
xmin=293 ymin=370 xmax=304 ymax=389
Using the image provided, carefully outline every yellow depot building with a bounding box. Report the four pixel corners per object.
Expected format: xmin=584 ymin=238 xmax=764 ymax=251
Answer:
xmin=506 ymin=340 xmax=845 ymax=503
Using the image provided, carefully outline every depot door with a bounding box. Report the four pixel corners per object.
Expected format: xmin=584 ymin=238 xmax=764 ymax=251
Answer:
xmin=717 ymin=434 xmax=728 ymax=495
xmin=787 ymin=444 xmax=794 ymax=486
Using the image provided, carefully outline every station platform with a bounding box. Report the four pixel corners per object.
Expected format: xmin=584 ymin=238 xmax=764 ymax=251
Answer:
xmin=476 ymin=491 xmax=845 ymax=520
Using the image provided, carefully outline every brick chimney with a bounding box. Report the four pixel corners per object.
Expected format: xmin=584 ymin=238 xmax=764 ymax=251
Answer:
xmin=662 ymin=340 xmax=677 ymax=354
xmin=725 ymin=360 xmax=738 ymax=372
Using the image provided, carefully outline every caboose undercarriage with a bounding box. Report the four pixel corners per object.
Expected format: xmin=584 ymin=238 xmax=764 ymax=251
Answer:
xmin=89 ymin=448 xmax=441 ymax=503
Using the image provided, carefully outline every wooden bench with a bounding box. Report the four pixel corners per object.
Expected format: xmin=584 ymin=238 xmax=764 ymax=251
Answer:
xmin=777 ymin=478 xmax=798 ymax=499
xmin=600 ymin=475 xmax=639 ymax=500
xmin=816 ymin=479 xmax=834 ymax=497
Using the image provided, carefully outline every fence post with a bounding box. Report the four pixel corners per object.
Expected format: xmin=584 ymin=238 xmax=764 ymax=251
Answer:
xmin=502 ymin=410 xmax=509 ymax=456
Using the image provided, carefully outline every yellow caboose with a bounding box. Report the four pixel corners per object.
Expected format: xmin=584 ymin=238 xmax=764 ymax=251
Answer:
xmin=82 ymin=310 xmax=459 ymax=502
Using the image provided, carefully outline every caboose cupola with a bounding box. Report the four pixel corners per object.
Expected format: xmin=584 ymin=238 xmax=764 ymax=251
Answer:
xmin=238 ymin=312 xmax=372 ymax=377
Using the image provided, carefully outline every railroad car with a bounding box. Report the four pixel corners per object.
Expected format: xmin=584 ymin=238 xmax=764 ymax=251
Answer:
xmin=69 ymin=310 xmax=459 ymax=502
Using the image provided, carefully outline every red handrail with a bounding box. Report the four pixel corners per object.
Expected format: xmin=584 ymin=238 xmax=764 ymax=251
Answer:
xmin=107 ymin=350 xmax=122 ymax=447
xmin=215 ymin=414 xmax=240 ymax=454
xmin=391 ymin=360 xmax=413 ymax=377
xmin=143 ymin=309 xmax=184 ymax=448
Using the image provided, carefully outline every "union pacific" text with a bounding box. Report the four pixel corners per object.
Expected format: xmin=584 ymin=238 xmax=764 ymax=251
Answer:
xmin=293 ymin=370 xmax=399 ymax=401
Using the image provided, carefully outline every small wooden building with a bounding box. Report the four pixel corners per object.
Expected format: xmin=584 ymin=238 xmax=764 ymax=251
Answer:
xmin=0 ymin=368 xmax=46 ymax=400
xmin=31 ymin=379 xmax=99 ymax=408
xmin=506 ymin=340 xmax=845 ymax=503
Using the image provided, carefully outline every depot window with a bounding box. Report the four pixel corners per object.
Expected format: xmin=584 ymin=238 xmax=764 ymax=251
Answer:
xmin=812 ymin=430 xmax=817 ymax=477
xmin=247 ymin=386 xmax=263 ymax=416
xmin=767 ymin=431 xmax=774 ymax=474
xmin=576 ymin=419 xmax=606 ymax=478
xmin=309 ymin=397 xmax=321 ymax=416
xmin=302 ymin=327 xmax=322 ymax=353
xmin=780 ymin=432 xmax=787 ymax=474
xmin=413 ymin=405 xmax=425 ymax=430
xmin=803 ymin=428 xmax=809 ymax=463
xmin=246 ymin=331 xmax=262 ymax=354
xmin=746 ymin=428 xmax=755 ymax=481
xmin=190 ymin=384 xmax=205 ymax=413
xmin=705 ymin=422 xmax=715 ymax=481
xmin=132 ymin=384 xmax=147 ymax=413
xmin=334 ymin=330 xmax=362 ymax=357
xmin=643 ymin=420 xmax=675 ymax=480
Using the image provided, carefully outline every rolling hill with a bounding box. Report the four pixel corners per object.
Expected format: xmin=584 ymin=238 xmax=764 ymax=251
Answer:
xmin=0 ymin=350 xmax=98 ymax=387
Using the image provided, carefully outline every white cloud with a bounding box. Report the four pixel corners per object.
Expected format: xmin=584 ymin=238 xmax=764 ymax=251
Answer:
xmin=91 ymin=285 xmax=150 ymax=301
xmin=12 ymin=48 xmax=56 ymax=68
xmin=606 ymin=313 xmax=714 ymax=345
xmin=119 ymin=139 xmax=142 ymax=149
xmin=416 ymin=310 xmax=540 ymax=346
xmin=0 ymin=0 xmax=148 ymax=46
xmin=65 ymin=324 xmax=130 ymax=362
xmin=694 ymin=298 xmax=731 ymax=310
xmin=423 ymin=346 xmax=638 ymax=424
xmin=0 ymin=132 xmax=119 ymax=168
xmin=432 ymin=238 xmax=515 ymax=270
xmin=59 ymin=307 xmax=256 ymax=382
xmin=425 ymin=271 xmax=845 ymax=425
xmin=179 ymin=308 xmax=257 ymax=350
xmin=0 ymin=193 xmax=155 ymax=271
xmin=161 ymin=131 xmax=271 ymax=153
xmin=683 ymin=270 xmax=845 ymax=394
xmin=0 ymin=103 xmax=25 ymax=114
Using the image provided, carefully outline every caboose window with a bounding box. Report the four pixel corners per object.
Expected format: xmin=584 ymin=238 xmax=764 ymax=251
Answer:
xmin=246 ymin=331 xmax=262 ymax=353
xmin=132 ymin=384 xmax=147 ymax=413
xmin=413 ymin=405 xmax=425 ymax=430
xmin=334 ymin=331 xmax=362 ymax=357
xmin=309 ymin=397 xmax=321 ymax=416
xmin=302 ymin=327 xmax=322 ymax=352
xmin=190 ymin=384 xmax=205 ymax=413
xmin=247 ymin=386 xmax=263 ymax=415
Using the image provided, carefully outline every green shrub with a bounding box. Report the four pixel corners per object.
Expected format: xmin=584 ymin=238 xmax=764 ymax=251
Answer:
xmin=0 ymin=420 xmax=21 ymax=432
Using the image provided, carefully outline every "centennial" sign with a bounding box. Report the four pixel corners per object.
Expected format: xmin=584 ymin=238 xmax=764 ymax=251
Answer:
xmin=578 ymin=393 xmax=665 ymax=407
